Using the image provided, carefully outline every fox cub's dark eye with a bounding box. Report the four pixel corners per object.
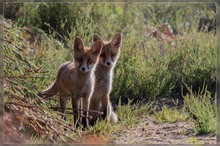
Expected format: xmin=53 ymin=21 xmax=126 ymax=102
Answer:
xmin=100 ymin=54 xmax=105 ymax=58
xmin=88 ymin=59 xmax=93 ymax=64
xmin=76 ymin=58 xmax=82 ymax=62
xmin=111 ymin=53 xmax=115 ymax=57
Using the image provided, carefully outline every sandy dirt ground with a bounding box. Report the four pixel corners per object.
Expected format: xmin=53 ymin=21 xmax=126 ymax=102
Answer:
xmin=112 ymin=115 xmax=216 ymax=144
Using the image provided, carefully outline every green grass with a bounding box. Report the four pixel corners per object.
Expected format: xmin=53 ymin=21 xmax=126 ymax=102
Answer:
xmin=153 ymin=102 xmax=188 ymax=124
xmin=117 ymin=99 xmax=152 ymax=128
xmin=183 ymin=84 xmax=216 ymax=135
xmin=188 ymin=137 xmax=202 ymax=144
xmin=87 ymin=119 xmax=119 ymax=136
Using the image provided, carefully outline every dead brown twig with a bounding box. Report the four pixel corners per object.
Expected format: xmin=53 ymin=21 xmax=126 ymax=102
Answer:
xmin=4 ymin=75 xmax=47 ymax=79
xmin=49 ymin=107 xmax=104 ymax=115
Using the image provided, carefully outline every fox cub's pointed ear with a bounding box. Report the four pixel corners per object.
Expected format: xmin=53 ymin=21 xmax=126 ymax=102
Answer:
xmin=93 ymin=34 xmax=103 ymax=43
xmin=73 ymin=37 xmax=84 ymax=52
xmin=111 ymin=33 xmax=122 ymax=48
xmin=90 ymin=40 xmax=103 ymax=56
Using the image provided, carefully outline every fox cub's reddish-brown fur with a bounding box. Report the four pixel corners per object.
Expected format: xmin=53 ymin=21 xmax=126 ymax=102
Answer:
xmin=38 ymin=37 xmax=103 ymax=127
xmin=89 ymin=33 xmax=122 ymax=125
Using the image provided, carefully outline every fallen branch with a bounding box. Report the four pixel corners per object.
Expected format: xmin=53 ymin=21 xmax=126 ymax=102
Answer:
xmin=4 ymin=75 xmax=47 ymax=79
xmin=50 ymin=107 xmax=104 ymax=115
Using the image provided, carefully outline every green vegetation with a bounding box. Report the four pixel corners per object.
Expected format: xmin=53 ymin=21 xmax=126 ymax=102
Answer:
xmin=117 ymin=99 xmax=152 ymax=127
xmin=87 ymin=119 xmax=118 ymax=136
xmin=188 ymin=137 xmax=201 ymax=144
xmin=183 ymin=85 xmax=216 ymax=134
xmin=4 ymin=2 xmax=216 ymax=101
xmin=153 ymin=103 xmax=188 ymax=124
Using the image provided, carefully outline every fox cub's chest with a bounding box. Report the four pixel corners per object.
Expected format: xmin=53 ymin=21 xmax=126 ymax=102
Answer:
xmin=95 ymin=77 xmax=112 ymax=93
xmin=74 ymin=81 xmax=93 ymax=97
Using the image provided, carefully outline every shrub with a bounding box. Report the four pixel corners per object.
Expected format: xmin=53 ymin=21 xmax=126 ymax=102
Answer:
xmin=153 ymin=103 xmax=188 ymax=124
xmin=183 ymin=84 xmax=216 ymax=134
xmin=117 ymin=99 xmax=152 ymax=127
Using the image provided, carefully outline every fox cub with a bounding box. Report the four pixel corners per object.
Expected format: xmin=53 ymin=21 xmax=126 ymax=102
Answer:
xmin=38 ymin=37 xmax=103 ymax=127
xmin=89 ymin=33 xmax=122 ymax=125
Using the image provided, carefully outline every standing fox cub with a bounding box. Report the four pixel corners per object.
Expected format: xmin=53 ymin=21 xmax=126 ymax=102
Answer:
xmin=89 ymin=33 xmax=122 ymax=125
xmin=38 ymin=37 xmax=103 ymax=127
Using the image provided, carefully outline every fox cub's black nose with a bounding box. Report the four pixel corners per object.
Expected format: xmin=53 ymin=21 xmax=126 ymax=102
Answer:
xmin=106 ymin=62 xmax=111 ymax=66
xmin=81 ymin=67 xmax=86 ymax=71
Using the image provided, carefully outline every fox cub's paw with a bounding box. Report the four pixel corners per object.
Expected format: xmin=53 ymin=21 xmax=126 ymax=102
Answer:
xmin=110 ymin=112 xmax=119 ymax=123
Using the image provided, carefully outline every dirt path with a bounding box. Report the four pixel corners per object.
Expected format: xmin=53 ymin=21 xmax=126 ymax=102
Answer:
xmin=112 ymin=116 xmax=216 ymax=144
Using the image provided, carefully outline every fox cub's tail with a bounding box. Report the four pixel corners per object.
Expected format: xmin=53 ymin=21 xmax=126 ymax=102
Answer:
xmin=110 ymin=111 xmax=119 ymax=123
xmin=38 ymin=81 xmax=58 ymax=98
xmin=108 ymin=102 xmax=119 ymax=123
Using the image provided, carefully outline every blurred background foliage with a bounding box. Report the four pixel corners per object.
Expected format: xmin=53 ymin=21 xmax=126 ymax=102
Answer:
xmin=4 ymin=2 xmax=216 ymax=41
xmin=3 ymin=2 xmax=216 ymax=103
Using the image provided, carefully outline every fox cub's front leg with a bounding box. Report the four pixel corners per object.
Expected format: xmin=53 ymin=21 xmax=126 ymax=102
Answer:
xmin=71 ymin=97 xmax=81 ymax=127
xmin=82 ymin=95 xmax=91 ymax=128
xmin=101 ymin=95 xmax=109 ymax=120
xmin=59 ymin=96 xmax=69 ymax=121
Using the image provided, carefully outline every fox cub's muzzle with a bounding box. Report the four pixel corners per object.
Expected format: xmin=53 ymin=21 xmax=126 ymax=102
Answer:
xmin=79 ymin=65 xmax=89 ymax=72
xmin=80 ymin=66 xmax=86 ymax=72
xmin=106 ymin=61 xmax=112 ymax=66
xmin=104 ymin=57 xmax=114 ymax=66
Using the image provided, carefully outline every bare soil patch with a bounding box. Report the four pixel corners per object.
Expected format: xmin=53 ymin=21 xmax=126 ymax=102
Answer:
xmin=3 ymin=112 xmax=31 ymax=143
xmin=112 ymin=116 xmax=216 ymax=144
xmin=80 ymin=134 xmax=108 ymax=144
